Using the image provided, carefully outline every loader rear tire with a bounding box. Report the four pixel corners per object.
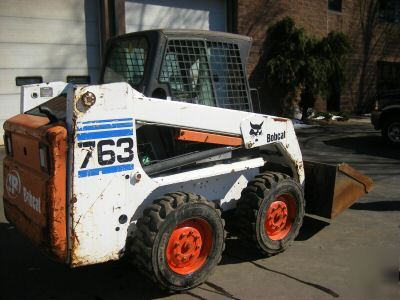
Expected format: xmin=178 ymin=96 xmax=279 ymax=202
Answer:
xmin=235 ymin=172 xmax=304 ymax=256
xmin=131 ymin=192 xmax=225 ymax=291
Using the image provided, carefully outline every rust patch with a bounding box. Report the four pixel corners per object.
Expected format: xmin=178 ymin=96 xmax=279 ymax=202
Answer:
xmin=272 ymin=117 xmax=288 ymax=122
xmin=46 ymin=126 xmax=68 ymax=261
xmin=4 ymin=114 xmax=49 ymax=133
xmin=338 ymin=163 xmax=374 ymax=193
xmin=3 ymin=200 xmax=45 ymax=244
xmin=304 ymin=161 xmax=374 ymax=219
xmin=3 ymin=114 xmax=67 ymax=262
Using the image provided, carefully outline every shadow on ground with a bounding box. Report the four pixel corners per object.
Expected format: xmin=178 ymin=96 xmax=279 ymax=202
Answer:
xmin=350 ymin=201 xmax=400 ymax=212
xmin=1 ymin=215 xmax=334 ymax=300
xmin=295 ymin=215 xmax=330 ymax=241
xmin=0 ymin=223 xmax=166 ymax=300
xmin=220 ymin=239 xmax=339 ymax=298
xmin=324 ymin=135 xmax=400 ymax=161
xmin=218 ymin=215 xmax=338 ymax=298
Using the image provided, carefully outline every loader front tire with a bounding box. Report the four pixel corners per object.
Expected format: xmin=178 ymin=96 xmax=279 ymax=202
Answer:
xmin=131 ymin=192 xmax=225 ymax=291
xmin=236 ymin=172 xmax=304 ymax=256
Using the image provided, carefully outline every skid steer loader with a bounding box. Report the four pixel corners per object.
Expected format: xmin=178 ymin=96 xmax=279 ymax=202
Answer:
xmin=3 ymin=29 xmax=373 ymax=291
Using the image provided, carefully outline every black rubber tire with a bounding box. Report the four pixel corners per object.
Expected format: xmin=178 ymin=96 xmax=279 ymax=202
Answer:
xmin=382 ymin=116 xmax=400 ymax=146
xmin=235 ymin=172 xmax=304 ymax=256
xmin=130 ymin=192 xmax=225 ymax=291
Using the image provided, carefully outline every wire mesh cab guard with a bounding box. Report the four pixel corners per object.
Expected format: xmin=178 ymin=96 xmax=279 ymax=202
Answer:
xmin=101 ymin=29 xmax=253 ymax=112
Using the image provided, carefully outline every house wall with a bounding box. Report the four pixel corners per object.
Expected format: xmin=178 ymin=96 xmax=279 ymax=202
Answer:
xmin=236 ymin=0 xmax=400 ymax=114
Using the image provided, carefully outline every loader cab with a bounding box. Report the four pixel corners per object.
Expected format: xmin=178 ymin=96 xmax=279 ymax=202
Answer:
xmin=100 ymin=29 xmax=254 ymax=112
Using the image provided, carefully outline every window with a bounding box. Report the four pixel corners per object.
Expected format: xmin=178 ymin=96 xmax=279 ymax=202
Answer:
xmin=379 ymin=0 xmax=400 ymax=23
xmin=159 ymin=39 xmax=216 ymax=107
xmin=16 ymin=76 xmax=42 ymax=86
xmin=67 ymin=76 xmax=90 ymax=84
xmin=328 ymin=0 xmax=342 ymax=12
xmin=103 ymin=38 xmax=148 ymax=87
xmin=159 ymin=39 xmax=251 ymax=111
xmin=207 ymin=41 xmax=250 ymax=111
xmin=377 ymin=61 xmax=400 ymax=93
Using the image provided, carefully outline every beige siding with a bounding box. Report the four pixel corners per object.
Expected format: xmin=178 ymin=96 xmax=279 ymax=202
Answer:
xmin=0 ymin=0 xmax=101 ymax=139
xmin=125 ymin=0 xmax=226 ymax=33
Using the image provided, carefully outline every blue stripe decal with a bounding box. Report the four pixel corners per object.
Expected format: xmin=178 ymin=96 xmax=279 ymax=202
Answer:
xmin=81 ymin=118 xmax=133 ymax=124
xmin=77 ymin=122 xmax=133 ymax=132
xmin=78 ymin=164 xmax=134 ymax=178
xmin=77 ymin=129 xmax=133 ymax=141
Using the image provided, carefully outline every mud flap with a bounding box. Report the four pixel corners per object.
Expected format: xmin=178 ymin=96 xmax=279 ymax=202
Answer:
xmin=304 ymin=161 xmax=374 ymax=219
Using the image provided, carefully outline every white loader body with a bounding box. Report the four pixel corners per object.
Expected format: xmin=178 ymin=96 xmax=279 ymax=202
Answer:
xmin=4 ymin=29 xmax=372 ymax=292
xmin=55 ymin=82 xmax=304 ymax=266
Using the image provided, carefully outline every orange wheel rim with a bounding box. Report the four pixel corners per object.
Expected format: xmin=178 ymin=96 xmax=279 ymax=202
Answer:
xmin=264 ymin=194 xmax=296 ymax=240
xmin=166 ymin=218 xmax=213 ymax=275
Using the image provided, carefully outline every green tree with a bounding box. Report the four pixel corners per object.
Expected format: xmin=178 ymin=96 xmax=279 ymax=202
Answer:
xmin=322 ymin=32 xmax=351 ymax=112
xmin=264 ymin=17 xmax=350 ymax=118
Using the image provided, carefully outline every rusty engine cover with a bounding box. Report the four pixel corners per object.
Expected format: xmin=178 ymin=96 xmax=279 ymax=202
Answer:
xmin=3 ymin=114 xmax=68 ymax=262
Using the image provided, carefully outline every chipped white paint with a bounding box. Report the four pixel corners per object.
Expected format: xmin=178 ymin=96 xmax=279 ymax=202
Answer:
xmin=66 ymin=82 xmax=304 ymax=266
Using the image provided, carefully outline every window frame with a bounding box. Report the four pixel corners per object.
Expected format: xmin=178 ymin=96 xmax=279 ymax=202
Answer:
xmin=378 ymin=0 xmax=400 ymax=23
xmin=158 ymin=38 xmax=217 ymax=107
xmin=377 ymin=61 xmax=400 ymax=93
xmin=328 ymin=0 xmax=342 ymax=12
xmin=158 ymin=38 xmax=251 ymax=111
xmin=102 ymin=36 xmax=150 ymax=88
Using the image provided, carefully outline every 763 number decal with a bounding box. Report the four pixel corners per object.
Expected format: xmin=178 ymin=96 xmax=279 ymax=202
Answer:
xmin=78 ymin=137 xmax=134 ymax=169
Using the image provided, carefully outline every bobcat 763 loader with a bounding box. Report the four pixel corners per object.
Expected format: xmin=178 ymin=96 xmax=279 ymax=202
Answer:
xmin=3 ymin=29 xmax=373 ymax=291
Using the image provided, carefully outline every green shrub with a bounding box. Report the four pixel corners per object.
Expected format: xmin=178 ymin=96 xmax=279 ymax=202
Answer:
xmin=264 ymin=17 xmax=351 ymax=118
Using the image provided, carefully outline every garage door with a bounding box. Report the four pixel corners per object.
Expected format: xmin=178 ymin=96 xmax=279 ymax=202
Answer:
xmin=0 ymin=0 xmax=101 ymax=141
xmin=125 ymin=0 xmax=227 ymax=33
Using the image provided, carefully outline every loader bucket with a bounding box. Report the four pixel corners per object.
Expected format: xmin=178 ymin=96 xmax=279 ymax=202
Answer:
xmin=304 ymin=161 xmax=373 ymax=219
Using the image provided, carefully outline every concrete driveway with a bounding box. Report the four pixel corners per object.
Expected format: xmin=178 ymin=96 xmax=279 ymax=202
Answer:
xmin=1 ymin=123 xmax=399 ymax=300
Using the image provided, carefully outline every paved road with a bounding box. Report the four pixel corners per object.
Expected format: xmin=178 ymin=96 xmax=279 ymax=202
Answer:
xmin=1 ymin=123 xmax=399 ymax=300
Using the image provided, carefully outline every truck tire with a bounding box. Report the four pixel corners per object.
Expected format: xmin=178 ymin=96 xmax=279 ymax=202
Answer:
xmin=235 ymin=172 xmax=304 ymax=256
xmin=382 ymin=116 xmax=400 ymax=145
xmin=131 ymin=192 xmax=225 ymax=291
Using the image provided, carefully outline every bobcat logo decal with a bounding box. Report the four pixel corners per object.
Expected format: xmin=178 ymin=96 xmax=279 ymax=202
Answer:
xmin=249 ymin=121 xmax=263 ymax=136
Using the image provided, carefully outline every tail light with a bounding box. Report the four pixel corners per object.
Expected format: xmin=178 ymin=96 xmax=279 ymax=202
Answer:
xmin=4 ymin=133 xmax=13 ymax=156
xmin=39 ymin=144 xmax=49 ymax=170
